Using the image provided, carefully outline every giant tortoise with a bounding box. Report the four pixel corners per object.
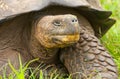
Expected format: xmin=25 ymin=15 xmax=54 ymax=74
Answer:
xmin=0 ymin=0 xmax=118 ymax=79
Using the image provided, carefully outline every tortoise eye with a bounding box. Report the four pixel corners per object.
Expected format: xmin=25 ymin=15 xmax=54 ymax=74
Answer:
xmin=53 ymin=20 xmax=62 ymax=27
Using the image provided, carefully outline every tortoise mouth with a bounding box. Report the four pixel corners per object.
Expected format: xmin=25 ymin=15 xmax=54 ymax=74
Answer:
xmin=52 ymin=34 xmax=80 ymax=45
xmin=39 ymin=34 xmax=80 ymax=48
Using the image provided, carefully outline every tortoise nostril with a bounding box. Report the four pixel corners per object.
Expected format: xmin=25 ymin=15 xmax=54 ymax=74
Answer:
xmin=72 ymin=19 xmax=78 ymax=23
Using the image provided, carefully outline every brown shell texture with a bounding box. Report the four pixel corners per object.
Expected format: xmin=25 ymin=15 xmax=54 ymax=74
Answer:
xmin=0 ymin=0 xmax=105 ymax=20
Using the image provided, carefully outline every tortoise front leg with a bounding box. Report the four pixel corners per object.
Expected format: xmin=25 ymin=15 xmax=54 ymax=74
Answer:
xmin=0 ymin=49 xmax=23 ymax=76
xmin=60 ymin=29 xmax=118 ymax=79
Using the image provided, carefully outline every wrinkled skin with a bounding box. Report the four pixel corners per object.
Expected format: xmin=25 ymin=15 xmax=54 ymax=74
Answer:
xmin=0 ymin=6 xmax=118 ymax=79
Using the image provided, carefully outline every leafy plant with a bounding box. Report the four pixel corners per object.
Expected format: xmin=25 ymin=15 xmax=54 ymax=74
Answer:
xmin=101 ymin=0 xmax=120 ymax=77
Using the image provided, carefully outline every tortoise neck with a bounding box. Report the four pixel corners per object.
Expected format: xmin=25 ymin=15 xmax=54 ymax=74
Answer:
xmin=29 ymin=35 xmax=59 ymax=64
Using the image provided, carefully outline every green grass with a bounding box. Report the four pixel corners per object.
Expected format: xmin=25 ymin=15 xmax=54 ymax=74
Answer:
xmin=0 ymin=55 xmax=71 ymax=79
xmin=100 ymin=0 xmax=120 ymax=77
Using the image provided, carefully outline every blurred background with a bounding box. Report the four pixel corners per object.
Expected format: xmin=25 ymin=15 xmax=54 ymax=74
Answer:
xmin=100 ymin=0 xmax=120 ymax=78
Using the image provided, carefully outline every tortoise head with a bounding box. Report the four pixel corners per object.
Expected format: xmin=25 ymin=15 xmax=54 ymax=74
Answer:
xmin=34 ymin=14 xmax=80 ymax=48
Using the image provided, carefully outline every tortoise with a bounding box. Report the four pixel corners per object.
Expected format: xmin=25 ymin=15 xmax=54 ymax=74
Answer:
xmin=0 ymin=0 xmax=118 ymax=79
